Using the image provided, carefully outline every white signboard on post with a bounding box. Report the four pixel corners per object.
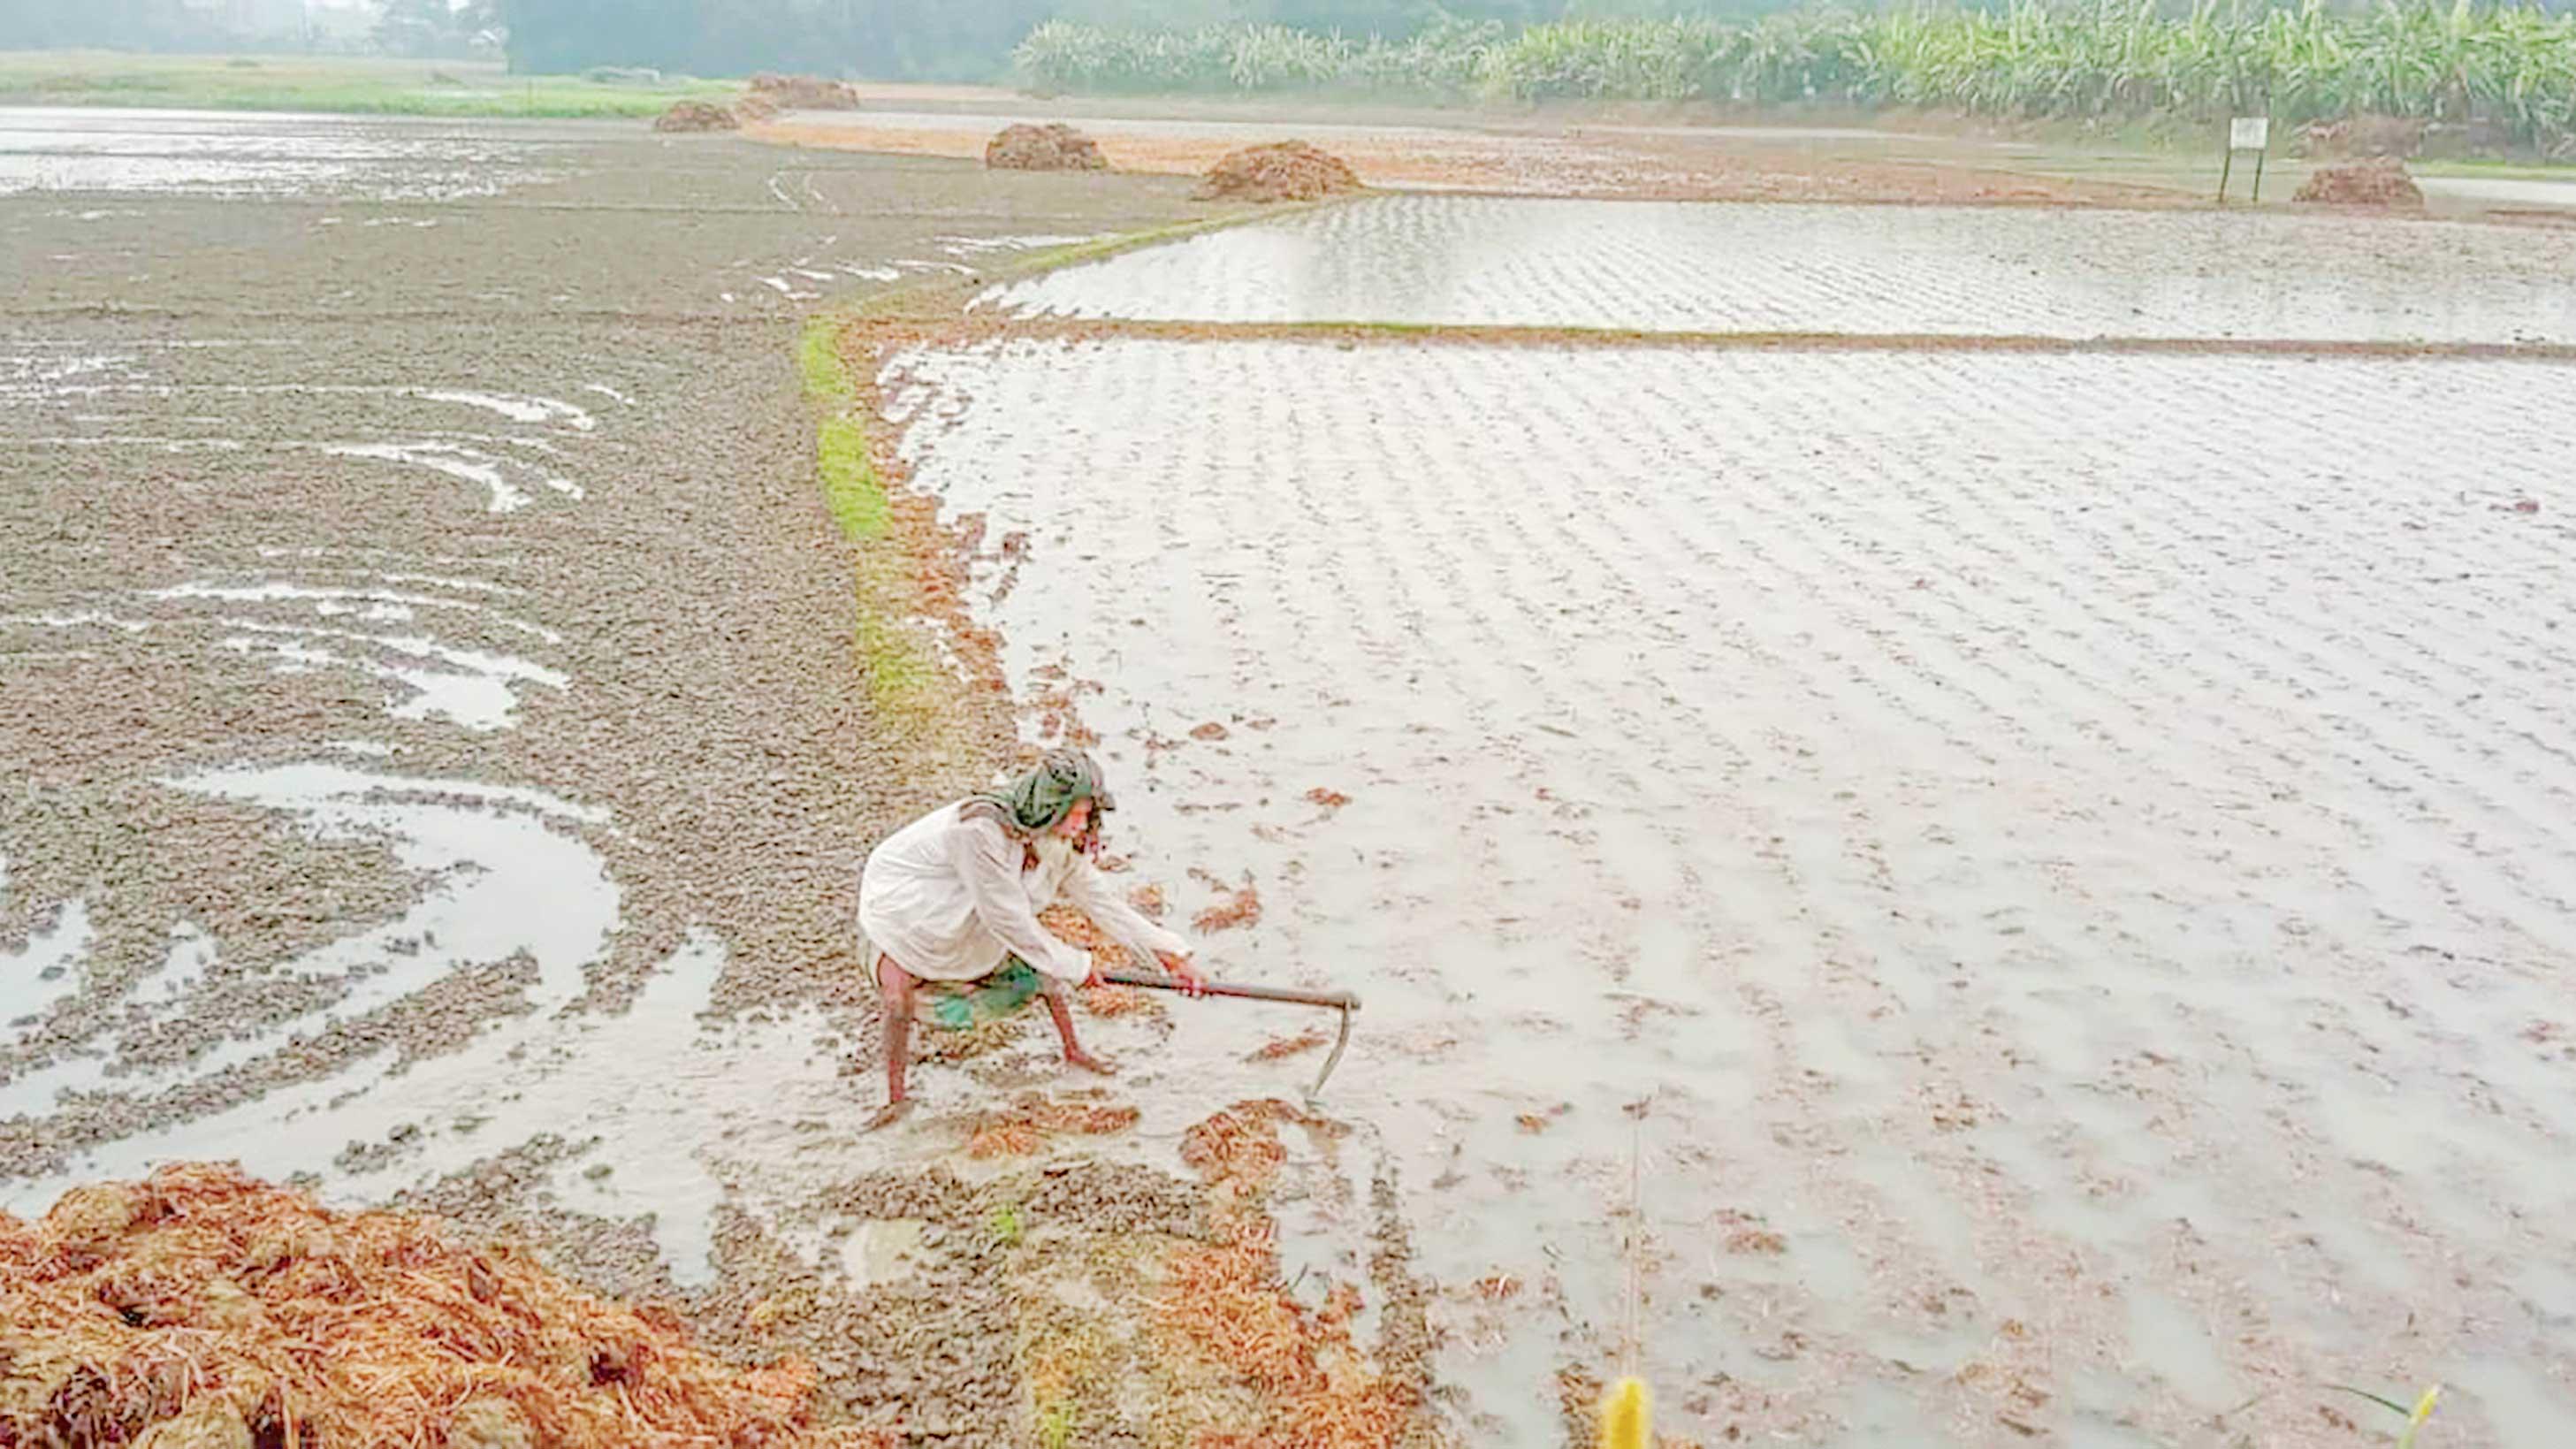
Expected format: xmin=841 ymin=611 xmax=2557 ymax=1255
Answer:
xmin=2219 ymin=116 xmax=2273 ymax=202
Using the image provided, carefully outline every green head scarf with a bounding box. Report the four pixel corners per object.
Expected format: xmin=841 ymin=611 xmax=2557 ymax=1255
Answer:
xmin=964 ymin=748 xmax=1115 ymax=837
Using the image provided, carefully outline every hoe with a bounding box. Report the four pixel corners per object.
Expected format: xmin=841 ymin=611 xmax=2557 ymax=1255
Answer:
xmin=1101 ymin=967 xmax=1360 ymax=1100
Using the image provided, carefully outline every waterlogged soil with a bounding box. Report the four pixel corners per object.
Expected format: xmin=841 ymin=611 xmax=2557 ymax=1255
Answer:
xmin=0 ymin=110 xmax=1338 ymax=1445
xmin=880 ymin=335 xmax=2576 ymax=1447
xmin=981 ymin=192 xmax=2576 ymax=343
xmin=0 ymin=105 xmax=565 ymax=201
xmin=17 ymin=102 xmax=2576 ymax=1449
xmin=0 ymin=106 xmax=1197 ymax=318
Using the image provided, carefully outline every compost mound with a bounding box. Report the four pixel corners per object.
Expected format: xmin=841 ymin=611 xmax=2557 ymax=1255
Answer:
xmin=652 ymin=100 xmax=739 ymax=133
xmin=0 ymin=1163 xmax=878 ymax=1448
xmin=2294 ymin=157 xmax=2425 ymax=208
xmin=748 ymin=72 xmax=862 ymax=110
xmin=986 ymin=123 xmax=1108 ymax=172
xmin=732 ymin=90 xmax=781 ymax=123
xmin=1195 ymin=141 xmax=1361 ymax=202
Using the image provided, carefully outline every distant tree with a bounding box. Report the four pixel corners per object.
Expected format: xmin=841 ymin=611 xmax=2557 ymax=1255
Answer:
xmin=377 ymin=0 xmax=448 ymax=55
xmin=500 ymin=0 xmax=690 ymax=72
xmin=0 ymin=0 xmax=216 ymax=49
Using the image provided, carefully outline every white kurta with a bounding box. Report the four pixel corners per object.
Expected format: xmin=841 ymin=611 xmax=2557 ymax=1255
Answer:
xmin=857 ymin=802 xmax=1190 ymax=984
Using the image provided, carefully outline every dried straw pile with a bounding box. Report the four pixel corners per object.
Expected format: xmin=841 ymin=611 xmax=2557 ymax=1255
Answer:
xmin=652 ymin=100 xmax=740 ymax=133
xmin=0 ymin=1163 xmax=881 ymax=1448
xmin=2294 ymin=157 xmax=2426 ymax=206
xmin=747 ymin=73 xmax=862 ymax=109
xmin=985 ymin=123 xmax=1109 ymax=172
xmin=1193 ymin=141 xmax=1361 ymax=203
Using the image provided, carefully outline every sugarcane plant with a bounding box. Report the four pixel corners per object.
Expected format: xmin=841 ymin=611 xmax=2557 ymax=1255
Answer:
xmin=1012 ymin=1 xmax=2576 ymax=155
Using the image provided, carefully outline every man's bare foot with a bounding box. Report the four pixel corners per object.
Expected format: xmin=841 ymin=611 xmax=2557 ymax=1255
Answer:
xmin=865 ymin=1099 xmax=916 ymax=1133
xmin=1064 ymin=1048 xmax=1117 ymax=1077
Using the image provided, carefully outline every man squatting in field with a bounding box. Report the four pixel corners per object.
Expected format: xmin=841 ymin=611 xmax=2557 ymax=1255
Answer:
xmin=858 ymin=748 xmax=1205 ymax=1128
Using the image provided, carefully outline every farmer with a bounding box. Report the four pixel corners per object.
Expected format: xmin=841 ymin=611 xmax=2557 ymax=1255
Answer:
xmin=858 ymin=748 xmax=1202 ymax=1128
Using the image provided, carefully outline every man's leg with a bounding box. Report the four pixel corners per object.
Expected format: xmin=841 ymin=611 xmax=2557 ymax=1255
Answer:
xmin=1041 ymin=979 xmax=1117 ymax=1077
xmin=871 ymin=953 xmax=918 ymax=1129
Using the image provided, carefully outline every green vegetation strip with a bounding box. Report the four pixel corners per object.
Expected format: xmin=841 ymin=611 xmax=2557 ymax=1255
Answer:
xmin=799 ymin=316 xmax=891 ymax=543
xmin=1017 ymin=1 xmax=2576 ymax=154
xmin=0 ymin=51 xmax=737 ymax=118
xmin=799 ymin=313 xmax=928 ymax=717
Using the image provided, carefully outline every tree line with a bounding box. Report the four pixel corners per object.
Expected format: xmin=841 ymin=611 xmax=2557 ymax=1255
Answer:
xmin=9 ymin=0 xmax=2572 ymax=90
xmin=493 ymin=0 xmax=1610 ymax=79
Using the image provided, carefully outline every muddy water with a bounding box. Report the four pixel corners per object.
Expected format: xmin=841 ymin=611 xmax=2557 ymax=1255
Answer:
xmin=885 ymin=337 xmax=2576 ymax=1445
xmin=982 ymin=193 xmax=2576 ymax=344
xmin=0 ymin=106 xmax=560 ymax=200
xmin=0 ymin=111 xmax=1212 ymax=1353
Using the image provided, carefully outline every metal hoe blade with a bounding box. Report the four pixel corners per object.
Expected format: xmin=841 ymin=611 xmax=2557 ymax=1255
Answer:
xmin=1307 ymin=998 xmax=1356 ymax=1101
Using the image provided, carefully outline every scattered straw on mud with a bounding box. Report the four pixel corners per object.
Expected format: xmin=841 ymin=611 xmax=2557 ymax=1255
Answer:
xmin=964 ymin=1094 xmax=1142 ymax=1158
xmin=2295 ymin=158 xmax=2424 ymax=207
xmin=1077 ymin=985 xmax=1160 ymax=1019
xmin=914 ymin=1015 xmax=1021 ymax=1063
xmin=1036 ymin=904 xmax=1171 ymax=1019
xmin=1035 ymin=902 xmax=1179 ymax=1016
xmin=0 ymin=1163 xmax=878 ymax=1449
xmin=1190 ymin=873 xmax=1263 ymax=935
xmin=1158 ymin=1102 xmax=1412 ymax=1447
xmin=1515 ymin=1103 xmax=1572 ymax=1134
xmin=1039 ymin=902 xmax=1127 ymax=972
xmin=1195 ymin=141 xmax=1363 ymax=203
xmin=749 ymin=72 xmax=862 ymax=109
xmin=652 ymin=100 xmax=740 ymax=133
xmin=986 ymin=122 xmax=1108 ymax=172
xmin=1246 ymin=1027 xmax=1330 ymax=1063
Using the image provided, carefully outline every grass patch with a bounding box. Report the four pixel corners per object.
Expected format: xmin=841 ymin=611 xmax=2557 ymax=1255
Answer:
xmin=0 ymin=50 xmax=737 ymax=117
xmin=987 ymin=1201 xmax=1027 ymax=1248
xmin=798 ymin=316 xmax=858 ymax=408
xmin=802 ymin=316 xmax=925 ymax=719
xmin=803 ymin=316 xmax=883 ymax=542
xmin=855 ymin=606 xmax=938 ymax=717
xmin=2412 ymin=158 xmax=2576 ymax=181
xmin=819 ymin=416 xmax=886 ymax=541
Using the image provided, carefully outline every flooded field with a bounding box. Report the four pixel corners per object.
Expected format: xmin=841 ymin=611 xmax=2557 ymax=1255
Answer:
xmin=1 ymin=112 xmax=1226 ymax=1438
xmin=0 ymin=105 xmax=569 ymax=199
xmin=884 ymin=335 xmax=2576 ymax=1445
xmin=982 ymin=192 xmax=2576 ymax=343
xmin=0 ymin=105 xmax=1166 ymax=317
xmin=11 ymin=97 xmax=2576 ymax=1448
